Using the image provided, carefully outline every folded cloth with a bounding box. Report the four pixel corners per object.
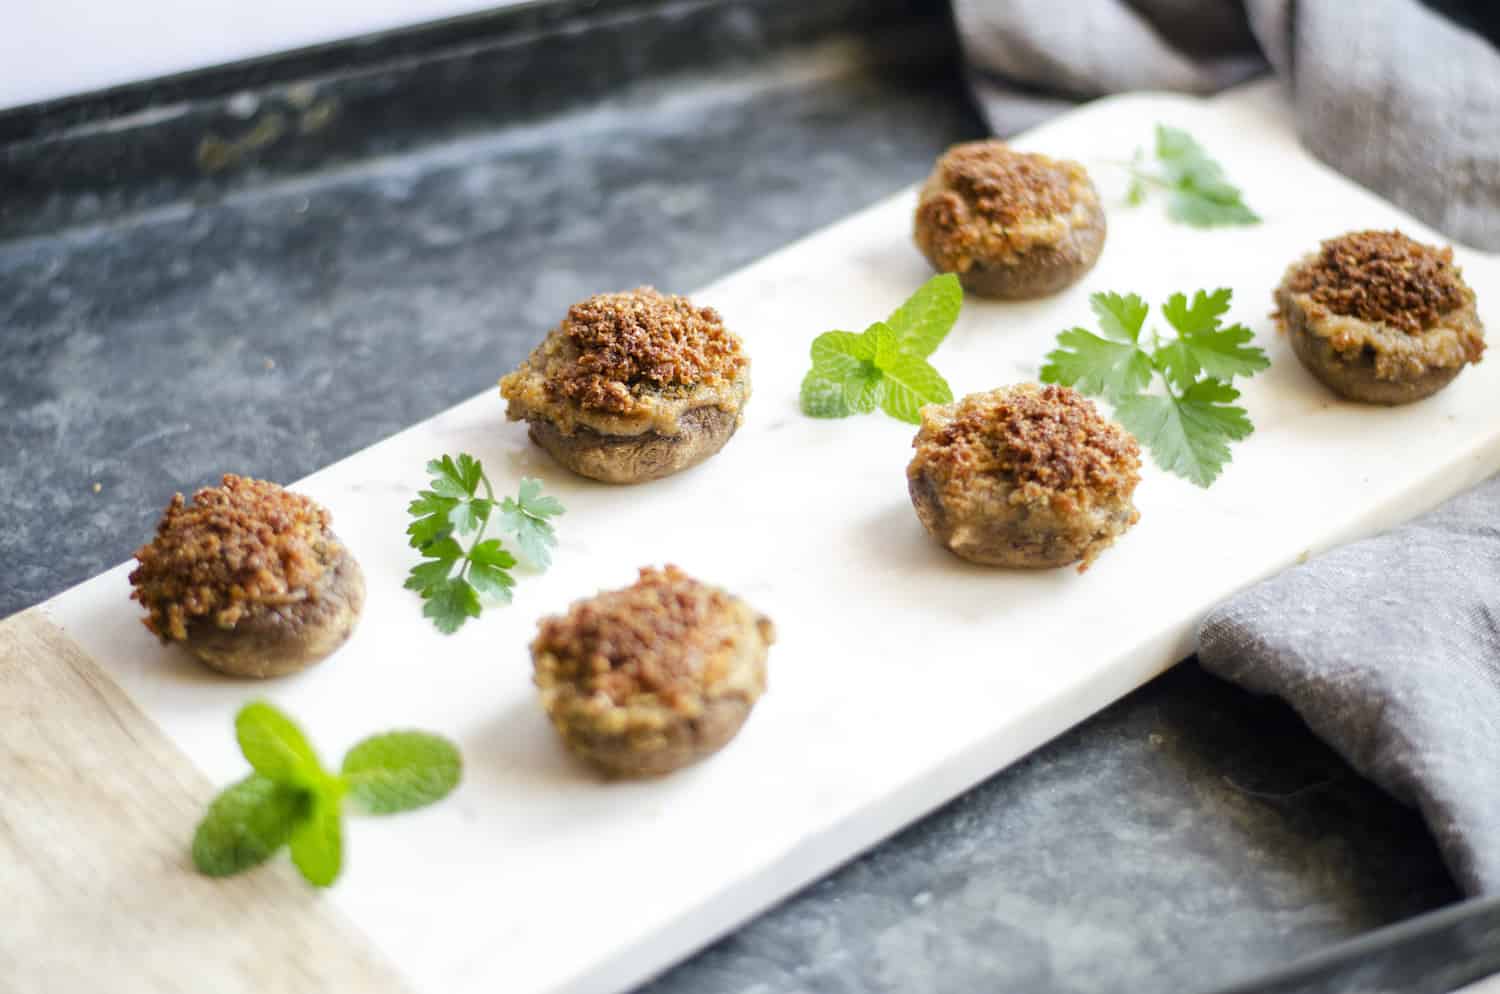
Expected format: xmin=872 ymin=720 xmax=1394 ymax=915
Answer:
xmin=1197 ymin=475 xmax=1500 ymax=896
xmin=954 ymin=0 xmax=1500 ymax=251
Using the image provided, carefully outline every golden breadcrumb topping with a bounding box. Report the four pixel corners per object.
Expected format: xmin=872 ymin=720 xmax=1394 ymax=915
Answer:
xmin=501 ymin=288 xmax=747 ymax=419
xmin=532 ymin=565 xmax=771 ymax=713
xmin=129 ymin=474 xmax=338 ymax=640
xmin=912 ymin=384 xmax=1140 ymax=510
xmin=1286 ymin=230 xmax=1468 ymax=334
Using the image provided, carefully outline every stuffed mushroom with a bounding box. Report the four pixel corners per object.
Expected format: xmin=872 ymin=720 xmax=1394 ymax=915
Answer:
xmin=913 ymin=140 xmax=1106 ymax=300
xmin=500 ymin=288 xmax=751 ymax=484
xmin=1275 ymin=230 xmax=1485 ymax=405
xmin=531 ymin=565 xmax=773 ymax=779
xmin=129 ymin=474 xmax=364 ymax=678
xmin=907 ymin=385 xmax=1141 ymax=572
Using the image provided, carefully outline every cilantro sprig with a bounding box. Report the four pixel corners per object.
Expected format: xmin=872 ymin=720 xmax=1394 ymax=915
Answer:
xmin=801 ymin=273 xmax=962 ymax=424
xmin=193 ymin=701 xmax=461 ymax=887
xmin=1125 ymin=125 xmax=1259 ymax=227
xmin=1042 ymin=289 xmax=1268 ymax=487
xmin=405 ymin=454 xmax=564 ymax=634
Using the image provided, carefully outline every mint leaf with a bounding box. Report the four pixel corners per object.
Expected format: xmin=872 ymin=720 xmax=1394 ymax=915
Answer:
xmin=289 ymin=793 xmax=343 ymax=888
xmin=1041 ymin=327 xmax=1153 ymax=402
xmin=235 ymin=701 xmax=325 ymax=790
xmin=885 ymin=273 xmax=962 ymax=357
xmin=192 ymin=774 xmax=307 ymax=877
xmin=877 ymin=353 xmax=953 ymax=425
xmin=800 ymin=283 xmax=960 ymax=423
xmin=800 ymin=370 xmax=853 ymax=418
xmin=342 ymin=731 xmax=463 ymax=815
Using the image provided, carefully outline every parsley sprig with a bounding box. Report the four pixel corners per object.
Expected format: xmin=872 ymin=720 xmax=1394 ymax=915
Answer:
xmin=1125 ymin=125 xmax=1259 ymax=227
xmin=1042 ymin=289 xmax=1269 ymax=487
xmin=801 ymin=273 xmax=962 ymax=424
xmin=405 ymin=454 xmax=564 ymax=634
xmin=193 ymin=701 xmax=461 ymax=887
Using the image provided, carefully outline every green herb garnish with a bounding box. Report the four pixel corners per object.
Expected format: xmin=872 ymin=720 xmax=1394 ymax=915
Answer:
xmin=800 ymin=273 xmax=961 ymax=424
xmin=405 ymin=454 xmax=564 ymax=634
xmin=1125 ymin=125 xmax=1259 ymax=227
xmin=1041 ymin=288 xmax=1268 ymax=487
xmin=193 ymin=701 xmax=461 ymax=887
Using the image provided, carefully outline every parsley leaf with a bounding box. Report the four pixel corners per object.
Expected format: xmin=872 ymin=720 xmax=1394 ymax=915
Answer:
xmin=1125 ymin=125 xmax=1260 ymax=228
xmin=1041 ymin=288 xmax=1268 ymax=487
xmin=406 ymin=456 xmax=559 ymax=633
xmin=192 ymin=702 xmax=462 ymax=887
xmin=498 ymin=477 xmax=566 ymax=569
xmin=800 ymin=275 xmax=962 ymax=424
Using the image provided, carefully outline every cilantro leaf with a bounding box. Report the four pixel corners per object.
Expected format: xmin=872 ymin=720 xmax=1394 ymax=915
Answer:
xmin=407 ymin=455 xmax=558 ymax=632
xmin=800 ymin=279 xmax=961 ymax=423
xmin=235 ymin=701 xmax=326 ymax=791
xmin=1091 ymin=292 xmax=1149 ymax=343
xmin=498 ymin=478 xmax=565 ymax=569
xmin=342 ymin=731 xmax=463 ymax=815
xmin=192 ymin=774 xmax=308 ymax=877
xmin=1115 ymin=380 xmax=1251 ymax=487
xmin=1155 ymin=289 xmax=1269 ymax=388
xmin=885 ymin=273 xmax=962 ymax=357
xmin=1041 ymin=289 xmax=1266 ymax=487
xmin=288 ymin=793 xmax=343 ymax=888
xmin=1041 ymin=328 xmax=1154 ymax=402
xmin=466 ymin=539 xmax=516 ymax=602
xmin=1125 ymin=124 xmax=1259 ymax=228
xmin=423 ymin=577 xmax=482 ymax=634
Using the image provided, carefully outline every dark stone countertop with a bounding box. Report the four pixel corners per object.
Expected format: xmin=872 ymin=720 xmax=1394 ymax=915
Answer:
xmin=0 ymin=3 xmax=1459 ymax=991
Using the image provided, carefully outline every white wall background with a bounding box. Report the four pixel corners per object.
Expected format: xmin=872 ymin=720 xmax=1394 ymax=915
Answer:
xmin=0 ymin=0 xmax=528 ymax=112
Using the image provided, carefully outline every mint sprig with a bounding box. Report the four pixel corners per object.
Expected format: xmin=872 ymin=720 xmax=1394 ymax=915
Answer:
xmin=405 ymin=455 xmax=564 ymax=634
xmin=192 ymin=701 xmax=462 ymax=887
xmin=1041 ymin=288 xmax=1269 ymax=487
xmin=800 ymin=274 xmax=961 ymax=424
xmin=1125 ymin=125 xmax=1260 ymax=227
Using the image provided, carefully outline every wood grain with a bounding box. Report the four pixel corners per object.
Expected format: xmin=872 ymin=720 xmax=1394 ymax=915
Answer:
xmin=0 ymin=609 xmax=410 ymax=994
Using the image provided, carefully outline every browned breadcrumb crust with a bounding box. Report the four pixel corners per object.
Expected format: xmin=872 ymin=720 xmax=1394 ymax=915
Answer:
xmin=129 ymin=475 xmax=339 ymax=641
xmin=1286 ymin=230 xmax=1468 ymax=334
xmin=532 ymin=565 xmax=769 ymax=713
xmin=545 ymin=288 xmax=746 ymax=416
xmin=916 ymin=385 xmax=1140 ymax=511
xmin=914 ymin=141 xmax=1087 ymax=270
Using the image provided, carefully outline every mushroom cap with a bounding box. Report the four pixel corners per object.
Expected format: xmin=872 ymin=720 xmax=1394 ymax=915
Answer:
xmin=532 ymin=565 xmax=773 ymax=778
xmin=907 ymin=385 xmax=1141 ymax=571
xmin=913 ymin=140 xmax=1106 ymax=300
xmin=500 ymin=288 xmax=751 ymax=483
xmin=1275 ymin=231 xmax=1484 ymax=405
xmin=129 ymin=474 xmax=364 ymax=678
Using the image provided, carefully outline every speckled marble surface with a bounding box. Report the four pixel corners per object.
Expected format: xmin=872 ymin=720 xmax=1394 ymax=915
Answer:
xmin=0 ymin=6 xmax=1461 ymax=992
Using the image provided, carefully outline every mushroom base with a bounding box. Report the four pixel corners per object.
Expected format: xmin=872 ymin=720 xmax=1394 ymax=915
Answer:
xmin=909 ymin=468 xmax=1137 ymax=570
xmin=528 ymin=404 xmax=742 ymax=484
xmin=921 ymin=202 xmax=1107 ymax=301
xmin=1279 ymin=287 xmax=1465 ymax=405
xmin=184 ymin=548 xmax=365 ymax=678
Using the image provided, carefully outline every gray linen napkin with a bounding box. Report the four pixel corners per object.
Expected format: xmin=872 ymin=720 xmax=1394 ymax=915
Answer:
xmin=1197 ymin=476 xmax=1500 ymax=896
xmin=954 ymin=0 xmax=1500 ymax=251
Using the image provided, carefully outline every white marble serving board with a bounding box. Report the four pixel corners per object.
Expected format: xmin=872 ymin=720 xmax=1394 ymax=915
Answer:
xmin=42 ymin=82 xmax=1500 ymax=994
